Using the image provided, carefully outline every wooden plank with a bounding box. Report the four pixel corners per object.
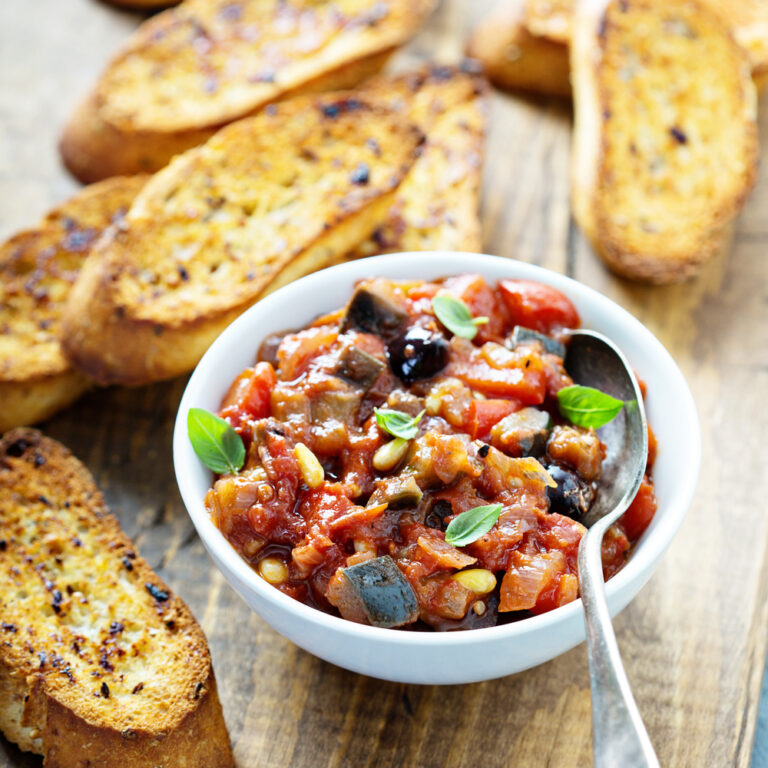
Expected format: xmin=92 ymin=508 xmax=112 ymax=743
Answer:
xmin=1 ymin=1 xmax=767 ymax=766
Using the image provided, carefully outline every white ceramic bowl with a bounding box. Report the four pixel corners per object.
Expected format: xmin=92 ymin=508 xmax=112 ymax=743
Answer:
xmin=173 ymin=252 xmax=700 ymax=685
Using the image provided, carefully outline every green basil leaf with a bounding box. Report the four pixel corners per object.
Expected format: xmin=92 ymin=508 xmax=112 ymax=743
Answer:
xmin=556 ymin=385 xmax=624 ymax=429
xmin=431 ymin=293 xmax=489 ymax=339
xmin=187 ymin=407 xmax=246 ymax=475
xmin=444 ymin=503 xmax=503 ymax=547
xmin=374 ymin=408 xmax=425 ymax=440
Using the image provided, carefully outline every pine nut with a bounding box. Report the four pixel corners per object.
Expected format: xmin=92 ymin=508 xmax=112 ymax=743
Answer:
xmin=294 ymin=442 xmax=324 ymax=488
xmin=372 ymin=437 xmax=409 ymax=471
xmin=425 ymin=393 xmax=442 ymax=416
xmin=258 ymin=557 xmax=288 ymax=585
xmin=453 ymin=569 xmax=496 ymax=594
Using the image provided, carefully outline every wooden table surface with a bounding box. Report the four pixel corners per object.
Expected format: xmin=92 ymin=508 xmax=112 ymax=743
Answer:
xmin=2 ymin=1 xmax=767 ymax=766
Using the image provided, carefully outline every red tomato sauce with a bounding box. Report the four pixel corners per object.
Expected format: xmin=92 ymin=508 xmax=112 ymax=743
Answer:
xmin=205 ymin=275 xmax=657 ymax=630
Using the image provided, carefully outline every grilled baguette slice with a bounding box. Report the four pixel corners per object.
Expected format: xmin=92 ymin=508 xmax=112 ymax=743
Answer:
xmin=571 ymin=0 xmax=758 ymax=283
xmin=61 ymin=95 xmax=423 ymax=386
xmin=468 ymin=0 xmax=768 ymax=99
xmin=0 ymin=428 xmax=232 ymax=766
xmin=351 ymin=63 xmax=487 ymax=257
xmin=60 ymin=0 xmax=435 ymax=183
xmin=0 ymin=176 xmax=147 ymax=432
xmin=467 ymin=0 xmax=571 ymax=98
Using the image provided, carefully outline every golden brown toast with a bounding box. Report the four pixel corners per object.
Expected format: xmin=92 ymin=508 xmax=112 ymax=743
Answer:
xmin=351 ymin=63 xmax=488 ymax=257
xmin=60 ymin=0 xmax=435 ymax=182
xmin=468 ymin=0 xmax=768 ymax=98
xmin=0 ymin=428 xmax=233 ymax=766
xmin=61 ymin=94 xmax=424 ymax=386
xmin=466 ymin=0 xmax=572 ymax=98
xmin=570 ymin=0 xmax=758 ymax=283
xmin=0 ymin=176 xmax=147 ymax=432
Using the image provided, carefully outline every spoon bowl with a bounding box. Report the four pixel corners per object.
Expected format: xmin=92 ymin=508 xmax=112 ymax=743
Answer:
xmin=565 ymin=330 xmax=648 ymax=528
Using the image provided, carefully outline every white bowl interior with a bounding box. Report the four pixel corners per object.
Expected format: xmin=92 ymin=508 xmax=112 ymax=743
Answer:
xmin=173 ymin=252 xmax=700 ymax=684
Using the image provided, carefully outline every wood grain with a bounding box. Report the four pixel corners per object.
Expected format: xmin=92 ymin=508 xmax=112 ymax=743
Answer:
xmin=1 ymin=1 xmax=767 ymax=766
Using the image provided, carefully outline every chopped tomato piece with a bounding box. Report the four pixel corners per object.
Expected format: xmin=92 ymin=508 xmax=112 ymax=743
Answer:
xmin=466 ymin=398 xmax=520 ymax=441
xmin=447 ymin=341 xmax=547 ymax=403
xmin=277 ymin=325 xmax=338 ymax=381
xmin=538 ymin=512 xmax=585 ymax=565
xmin=499 ymin=279 xmax=580 ymax=334
xmin=601 ymin=525 xmax=631 ymax=579
xmin=443 ymin=274 xmax=508 ymax=343
xmin=448 ymin=360 xmax=546 ymax=403
xmin=220 ymin=362 xmax=277 ymax=431
xmin=531 ymin=571 xmax=580 ymax=614
xmin=620 ymin=475 xmax=657 ymax=541
xmin=647 ymin=425 xmax=658 ymax=471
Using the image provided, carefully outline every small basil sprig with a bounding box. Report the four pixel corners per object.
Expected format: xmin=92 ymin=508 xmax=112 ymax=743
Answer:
xmin=431 ymin=293 xmax=488 ymax=340
xmin=187 ymin=407 xmax=245 ymax=475
xmin=374 ymin=408 xmax=425 ymax=440
xmin=557 ymin=385 xmax=625 ymax=429
xmin=445 ymin=503 xmax=503 ymax=547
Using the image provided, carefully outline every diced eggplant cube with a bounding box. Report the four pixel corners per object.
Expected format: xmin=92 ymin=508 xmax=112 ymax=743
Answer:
xmin=341 ymin=556 xmax=419 ymax=628
xmin=311 ymin=389 xmax=360 ymax=424
xmin=369 ymin=474 xmax=423 ymax=509
xmin=491 ymin=407 xmax=552 ymax=457
xmin=341 ymin=282 xmax=408 ymax=338
xmin=508 ymin=326 xmax=566 ymax=358
xmin=336 ymin=346 xmax=385 ymax=391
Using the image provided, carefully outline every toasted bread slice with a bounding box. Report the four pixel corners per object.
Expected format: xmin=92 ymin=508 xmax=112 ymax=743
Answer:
xmin=466 ymin=0 xmax=572 ymax=97
xmin=570 ymin=0 xmax=758 ymax=283
xmin=61 ymin=95 xmax=423 ymax=386
xmin=0 ymin=429 xmax=233 ymax=765
xmin=60 ymin=0 xmax=435 ymax=183
xmin=0 ymin=176 xmax=147 ymax=432
xmin=468 ymin=0 xmax=768 ymax=99
xmin=350 ymin=63 xmax=487 ymax=258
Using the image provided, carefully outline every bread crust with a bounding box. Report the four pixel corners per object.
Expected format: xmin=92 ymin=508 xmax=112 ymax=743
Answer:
xmin=0 ymin=373 xmax=91 ymax=435
xmin=0 ymin=176 xmax=147 ymax=431
xmin=60 ymin=47 xmax=394 ymax=184
xmin=0 ymin=428 xmax=233 ymax=766
xmin=571 ymin=0 xmax=758 ymax=283
xmin=61 ymin=95 xmax=424 ymax=385
xmin=468 ymin=0 xmax=768 ymax=100
xmin=466 ymin=0 xmax=572 ymax=98
xmin=60 ymin=0 xmax=435 ymax=182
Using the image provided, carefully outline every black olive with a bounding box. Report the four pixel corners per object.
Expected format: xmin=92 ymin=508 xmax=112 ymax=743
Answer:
xmin=545 ymin=463 xmax=595 ymax=520
xmin=425 ymin=499 xmax=452 ymax=531
xmin=387 ymin=326 xmax=449 ymax=384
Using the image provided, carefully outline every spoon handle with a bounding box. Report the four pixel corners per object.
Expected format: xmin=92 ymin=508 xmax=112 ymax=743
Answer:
xmin=579 ymin=523 xmax=660 ymax=768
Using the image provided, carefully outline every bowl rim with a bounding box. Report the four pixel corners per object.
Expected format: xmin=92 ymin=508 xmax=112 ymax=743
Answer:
xmin=173 ymin=251 xmax=701 ymax=648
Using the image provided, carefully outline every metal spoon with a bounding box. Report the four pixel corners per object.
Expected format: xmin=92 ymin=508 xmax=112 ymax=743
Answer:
xmin=564 ymin=329 xmax=660 ymax=768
